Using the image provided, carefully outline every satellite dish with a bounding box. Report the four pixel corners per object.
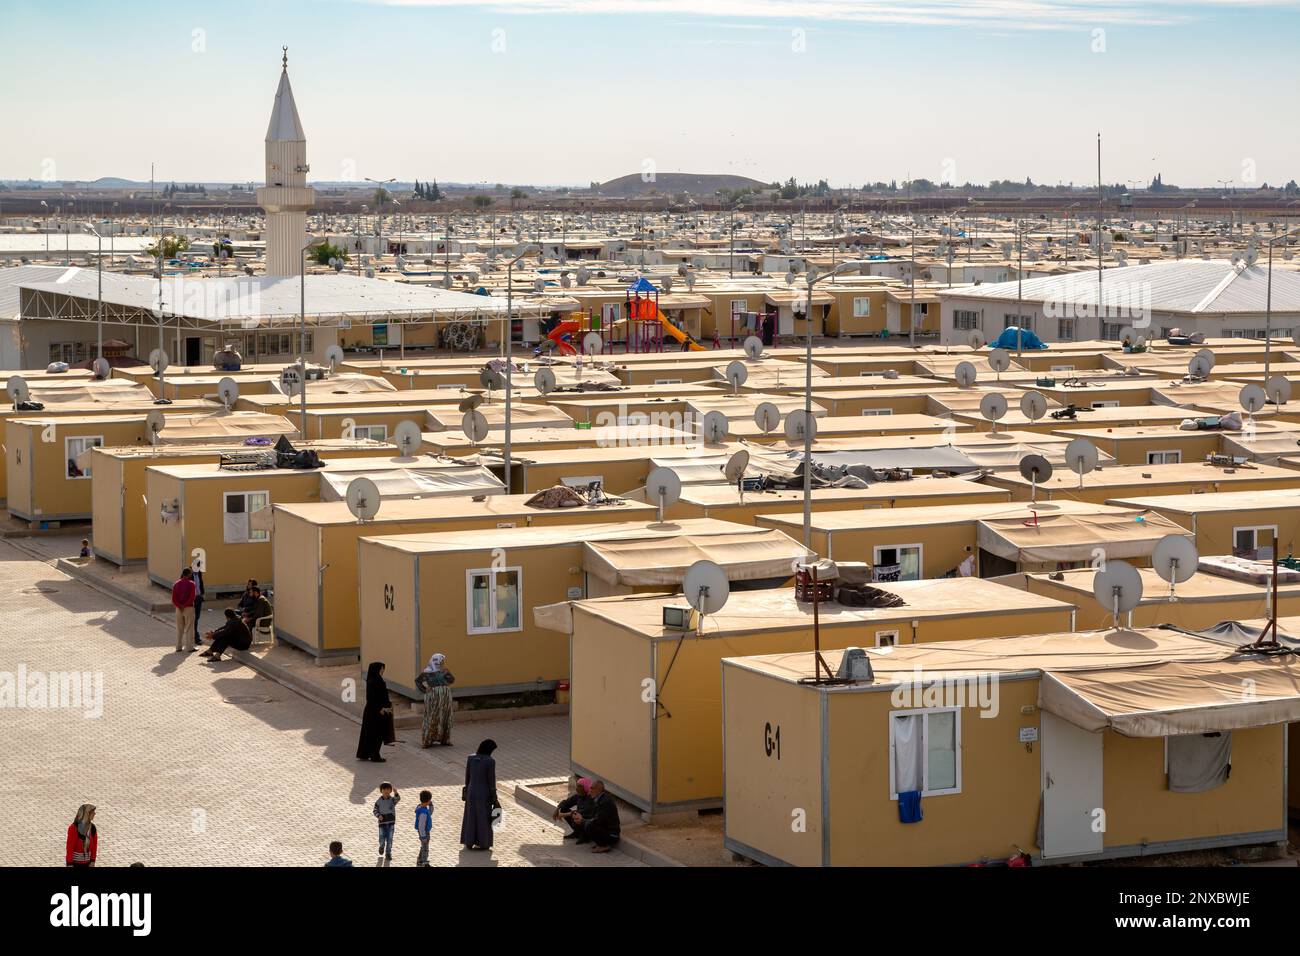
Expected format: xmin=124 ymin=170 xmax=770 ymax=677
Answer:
xmin=743 ymin=336 xmax=764 ymax=361
xmin=1193 ymin=347 xmax=1217 ymax=372
xmin=979 ymin=392 xmax=1008 ymax=422
xmin=682 ymin=560 xmax=730 ymax=617
xmin=6 ymin=375 xmax=29 ymax=405
xmin=461 ymin=409 xmax=489 ymax=443
xmin=645 ymin=466 xmax=682 ymax=523
xmin=1019 ymin=453 xmax=1053 ymax=503
xmin=1240 ymin=383 xmax=1267 ymax=415
xmin=753 ymin=401 xmax=781 ymax=434
xmin=1064 ymin=438 xmax=1099 ymax=488
xmin=784 ymin=409 xmax=818 ymax=443
xmin=148 ymin=349 xmax=170 ymax=376
xmin=479 ymin=367 xmax=504 ymax=390
xmin=1019 ymin=390 xmax=1048 ymax=422
xmin=325 ymin=344 xmax=345 ymax=371
xmin=145 ymin=409 xmax=166 ymax=444
xmin=725 ymin=360 xmax=749 ymax=393
xmin=533 ymin=367 xmax=557 ymax=395
xmin=1092 ymin=559 xmax=1144 ymax=626
xmin=217 ymin=377 xmax=239 ymax=409
xmin=1266 ymin=375 xmax=1292 ymax=406
xmin=1119 ymin=326 xmax=1137 ymax=347
xmin=968 ymin=330 xmax=986 ymax=350
xmin=92 ymin=357 xmax=111 ymax=381
xmin=723 ymin=449 xmax=750 ymax=483
xmin=458 ymin=393 xmax=484 ymax=413
xmin=701 ymin=409 xmax=729 ymax=444
xmin=345 ymin=476 xmax=381 ymax=524
xmin=1152 ymin=534 xmax=1198 ymax=601
xmin=1187 ymin=355 xmax=1212 ymax=379
xmin=954 ymin=361 xmax=978 ymax=388
xmin=987 ymin=348 xmax=1011 ymax=373
xmin=582 ymin=332 xmax=603 ymax=356
xmin=393 ymin=420 xmax=422 ymax=457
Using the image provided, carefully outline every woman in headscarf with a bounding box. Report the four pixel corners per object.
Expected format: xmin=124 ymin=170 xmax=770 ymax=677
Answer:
xmin=356 ymin=661 xmax=394 ymax=763
xmin=66 ymin=804 xmax=97 ymax=867
xmin=460 ymin=739 xmax=500 ymax=851
xmin=415 ymin=652 xmax=455 ymax=748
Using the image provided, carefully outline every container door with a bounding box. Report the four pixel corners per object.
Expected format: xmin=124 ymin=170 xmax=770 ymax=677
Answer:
xmin=1040 ymin=711 xmax=1103 ymax=859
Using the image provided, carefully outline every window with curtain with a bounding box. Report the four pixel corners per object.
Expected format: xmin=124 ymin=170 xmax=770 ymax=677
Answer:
xmin=890 ymin=708 xmax=961 ymax=797
xmin=467 ymin=567 xmax=523 ymax=634
xmin=223 ymin=491 xmax=270 ymax=544
xmin=65 ymin=436 xmax=102 ymax=480
xmin=875 ymin=544 xmax=922 ymax=581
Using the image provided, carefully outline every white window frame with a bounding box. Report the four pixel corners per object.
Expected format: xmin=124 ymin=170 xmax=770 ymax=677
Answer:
xmin=730 ymin=298 xmax=748 ymax=318
xmin=875 ymin=629 xmax=899 ymax=648
xmin=1091 ymin=400 xmax=1120 ymax=409
xmin=888 ymin=707 xmax=962 ymax=798
xmin=874 ymin=543 xmax=923 ymax=581
xmin=222 ymin=490 xmax=270 ymax=544
xmin=353 ymin=424 xmax=388 ymax=441
xmin=913 ymin=302 xmax=930 ymax=316
xmin=1233 ymin=525 xmax=1277 ymax=560
xmin=853 ymin=296 xmax=872 ymax=318
xmin=1146 ymin=450 xmax=1181 ymax=465
xmin=860 ymin=408 xmax=893 ymax=416
xmin=466 ymin=566 xmax=524 ymax=635
xmin=65 ymin=435 xmax=103 ymax=480
xmin=1049 ymin=364 xmax=1075 ymax=372
xmin=953 ymin=309 xmax=979 ymax=331
xmin=654 ymin=378 xmax=682 ymax=385
xmin=561 ymin=475 xmax=604 ymax=489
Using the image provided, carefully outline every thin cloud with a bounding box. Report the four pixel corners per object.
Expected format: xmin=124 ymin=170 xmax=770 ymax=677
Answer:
xmin=373 ymin=0 xmax=1300 ymax=30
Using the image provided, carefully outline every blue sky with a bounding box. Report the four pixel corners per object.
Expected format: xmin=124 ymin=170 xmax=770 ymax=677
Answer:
xmin=1 ymin=0 xmax=1297 ymax=188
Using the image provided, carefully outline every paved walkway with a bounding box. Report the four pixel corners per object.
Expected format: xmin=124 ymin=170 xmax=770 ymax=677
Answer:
xmin=0 ymin=540 xmax=637 ymax=867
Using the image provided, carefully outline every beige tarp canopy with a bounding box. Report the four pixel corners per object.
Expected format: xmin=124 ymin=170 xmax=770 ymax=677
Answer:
xmin=976 ymin=509 xmax=1190 ymax=563
xmin=959 ymin=440 xmax=1116 ymax=471
xmin=306 ymin=373 xmax=396 ymax=394
xmin=582 ymin=529 xmax=805 ymax=587
xmin=318 ymin=466 xmax=503 ymax=501
xmin=156 ymin=413 xmax=298 ymax=444
xmin=424 ymin=404 xmax=573 ymax=431
xmin=686 ymin=394 xmax=825 ymax=422
xmin=28 ymin=382 xmax=152 ymax=404
xmin=1039 ymin=655 xmax=1300 ymax=736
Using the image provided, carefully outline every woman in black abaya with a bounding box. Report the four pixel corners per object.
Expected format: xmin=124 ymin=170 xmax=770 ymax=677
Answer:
xmin=356 ymin=661 xmax=395 ymax=762
xmin=460 ymin=739 xmax=500 ymax=850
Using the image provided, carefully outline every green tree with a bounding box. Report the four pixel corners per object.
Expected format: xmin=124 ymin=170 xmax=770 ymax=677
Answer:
xmin=472 ymin=194 xmax=494 ymax=208
xmin=146 ymin=235 xmax=190 ymax=259
xmin=310 ymin=241 xmax=349 ymax=266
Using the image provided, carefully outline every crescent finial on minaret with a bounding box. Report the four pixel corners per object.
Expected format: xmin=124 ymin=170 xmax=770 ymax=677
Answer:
xmin=282 ymin=46 xmax=288 ymax=69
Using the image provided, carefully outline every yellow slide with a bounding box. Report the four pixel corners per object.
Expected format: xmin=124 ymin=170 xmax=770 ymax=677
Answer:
xmin=656 ymin=309 xmax=706 ymax=351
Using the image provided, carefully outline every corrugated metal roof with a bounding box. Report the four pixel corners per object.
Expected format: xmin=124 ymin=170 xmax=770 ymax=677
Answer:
xmin=941 ymin=259 xmax=1300 ymax=314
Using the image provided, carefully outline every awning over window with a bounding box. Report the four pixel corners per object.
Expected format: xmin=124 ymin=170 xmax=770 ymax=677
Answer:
xmin=1039 ymin=655 xmax=1300 ymax=737
xmin=976 ymin=509 xmax=1190 ymax=564
xmin=582 ymin=529 xmax=806 ymax=587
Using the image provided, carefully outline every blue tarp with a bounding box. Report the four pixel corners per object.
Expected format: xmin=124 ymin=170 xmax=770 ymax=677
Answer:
xmin=627 ymin=277 xmax=657 ymax=294
xmin=990 ymin=326 xmax=1047 ymax=350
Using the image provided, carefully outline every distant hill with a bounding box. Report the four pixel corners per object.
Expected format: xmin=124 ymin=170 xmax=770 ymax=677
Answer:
xmin=594 ymin=172 xmax=767 ymax=198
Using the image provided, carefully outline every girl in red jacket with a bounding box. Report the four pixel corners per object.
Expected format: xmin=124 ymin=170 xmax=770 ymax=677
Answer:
xmin=66 ymin=804 xmax=97 ymax=867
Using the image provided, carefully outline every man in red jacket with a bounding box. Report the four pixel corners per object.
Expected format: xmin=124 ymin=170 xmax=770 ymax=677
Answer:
xmin=172 ymin=567 xmax=197 ymax=653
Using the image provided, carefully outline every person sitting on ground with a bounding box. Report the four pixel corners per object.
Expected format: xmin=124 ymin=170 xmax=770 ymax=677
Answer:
xmin=199 ymin=608 xmax=252 ymax=661
xmin=572 ymin=779 xmax=620 ymax=853
xmin=241 ymin=586 xmax=272 ymax=631
xmin=553 ymin=777 xmax=595 ymax=839
xmin=79 ymin=538 xmax=91 ymax=559
xmin=324 ymin=840 xmax=353 ymax=867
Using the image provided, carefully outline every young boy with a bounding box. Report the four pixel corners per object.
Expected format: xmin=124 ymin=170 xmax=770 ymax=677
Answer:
xmin=413 ymin=790 xmax=433 ymax=867
xmin=373 ymin=783 xmax=400 ymax=864
xmin=324 ymin=841 xmax=353 ymax=867
xmin=79 ymin=539 xmax=92 ymax=559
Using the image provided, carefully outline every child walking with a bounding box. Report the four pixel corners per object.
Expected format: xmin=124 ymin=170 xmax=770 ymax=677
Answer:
xmin=373 ymin=782 xmax=400 ymax=865
xmin=414 ymin=790 xmax=433 ymax=867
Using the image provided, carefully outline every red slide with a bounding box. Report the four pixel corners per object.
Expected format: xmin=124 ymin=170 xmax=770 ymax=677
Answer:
xmin=548 ymin=320 xmax=581 ymax=355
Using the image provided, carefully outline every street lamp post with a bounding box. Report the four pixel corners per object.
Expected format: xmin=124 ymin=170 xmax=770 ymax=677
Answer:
xmin=86 ymin=224 xmax=103 ymax=363
xmin=504 ymin=243 xmax=540 ymax=491
xmin=1263 ymin=227 xmax=1300 ymax=383
xmin=365 ymin=178 xmax=397 ymax=265
xmin=800 ymin=260 xmax=867 ymax=551
xmin=299 ymin=239 xmax=328 ymax=431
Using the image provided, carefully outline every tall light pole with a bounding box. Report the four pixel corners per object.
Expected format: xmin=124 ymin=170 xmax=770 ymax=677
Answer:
xmin=85 ymin=224 xmax=104 ymax=363
xmin=799 ymin=260 xmax=867 ymax=550
xmin=365 ymin=177 xmax=396 ymax=263
xmin=1262 ymin=228 xmax=1300 ymax=383
xmin=504 ymin=243 xmax=540 ymax=491
xmin=299 ymin=239 xmax=328 ymax=431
